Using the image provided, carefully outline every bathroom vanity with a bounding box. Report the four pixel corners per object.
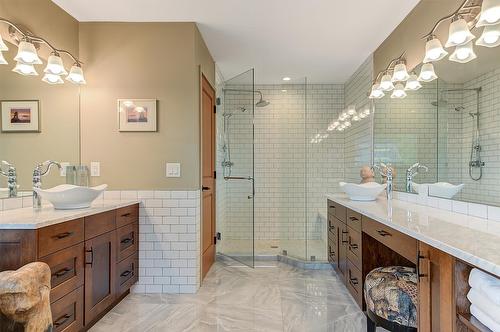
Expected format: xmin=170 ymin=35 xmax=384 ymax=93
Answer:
xmin=327 ymin=194 xmax=500 ymax=331
xmin=0 ymin=201 xmax=139 ymax=331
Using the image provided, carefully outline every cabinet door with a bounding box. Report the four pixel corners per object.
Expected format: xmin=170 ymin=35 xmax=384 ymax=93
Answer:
xmin=84 ymin=231 xmax=117 ymax=326
xmin=418 ymin=242 xmax=454 ymax=331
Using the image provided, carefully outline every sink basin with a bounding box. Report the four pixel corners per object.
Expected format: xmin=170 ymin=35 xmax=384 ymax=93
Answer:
xmin=413 ymin=182 xmax=464 ymax=199
xmin=339 ymin=182 xmax=387 ymax=201
xmin=33 ymin=184 xmax=107 ymax=209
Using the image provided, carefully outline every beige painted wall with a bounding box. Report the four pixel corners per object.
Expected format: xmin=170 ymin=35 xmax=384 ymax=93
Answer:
xmin=0 ymin=0 xmax=80 ymax=190
xmin=79 ymin=22 xmax=215 ymax=190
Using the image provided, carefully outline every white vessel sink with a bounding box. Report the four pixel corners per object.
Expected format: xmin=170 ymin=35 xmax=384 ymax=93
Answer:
xmin=413 ymin=182 xmax=464 ymax=199
xmin=339 ymin=182 xmax=387 ymax=201
xmin=33 ymin=184 xmax=107 ymax=209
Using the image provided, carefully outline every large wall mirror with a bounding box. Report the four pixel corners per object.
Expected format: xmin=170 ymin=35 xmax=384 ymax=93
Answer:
xmin=0 ymin=40 xmax=80 ymax=199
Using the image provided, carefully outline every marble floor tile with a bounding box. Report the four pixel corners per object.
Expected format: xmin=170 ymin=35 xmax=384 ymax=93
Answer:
xmin=90 ymin=256 xmax=384 ymax=332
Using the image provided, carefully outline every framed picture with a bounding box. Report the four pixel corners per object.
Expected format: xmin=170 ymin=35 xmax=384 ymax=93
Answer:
xmin=118 ymin=99 xmax=157 ymax=132
xmin=1 ymin=100 xmax=40 ymax=132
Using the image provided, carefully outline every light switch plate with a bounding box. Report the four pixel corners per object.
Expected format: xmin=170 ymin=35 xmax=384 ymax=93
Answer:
xmin=59 ymin=162 xmax=70 ymax=177
xmin=90 ymin=162 xmax=100 ymax=177
xmin=166 ymin=163 xmax=181 ymax=177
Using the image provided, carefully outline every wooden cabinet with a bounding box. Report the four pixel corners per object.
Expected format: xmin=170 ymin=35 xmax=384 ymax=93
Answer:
xmin=0 ymin=203 xmax=139 ymax=331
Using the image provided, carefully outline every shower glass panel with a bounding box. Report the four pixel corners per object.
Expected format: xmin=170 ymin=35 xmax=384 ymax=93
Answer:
xmin=218 ymin=69 xmax=255 ymax=267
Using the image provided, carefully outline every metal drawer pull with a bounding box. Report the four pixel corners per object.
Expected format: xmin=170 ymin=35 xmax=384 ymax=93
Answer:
xmin=85 ymin=247 xmax=93 ymax=266
xmin=53 ymin=231 xmax=73 ymax=239
xmin=349 ymin=216 xmax=359 ymax=221
xmin=341 ymin=230 xmax=349 ymax=243
xmin=377 ymin=229 xmax=392 ymax=237
xmin=53 ymin=267 xmax=71 ymax=278
xmin=417 ymin=253 xmax=429 ymax=279
xmin=120 ymin=270 xmax=132 ymax=277
xmin=121 ymin=213 xmax=131 ymax=217
xmin=349 ymin=243 xmax=359 ymax=250
xmin=54 ymin=314 xmax=71 ymax=327
xmin=349 ymin=277 xmax=359 ymax=285
xmin=121 ymin=237 xmax=133 ymax=244
xmin=329 ymin=205 xmax=336 ymax=209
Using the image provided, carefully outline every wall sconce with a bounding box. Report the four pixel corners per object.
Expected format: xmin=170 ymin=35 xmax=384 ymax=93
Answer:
xmin=445 ymin=14 xmax=476 ymax=47
xmin=418 ymin=63 xmax=438 ymax=82
xmin=392 ymin=60 xmax=410 ymax=82
xmin=476 ymin=0 xmax=500 ymax=26
xmin=423 ymin=35 xmax=448 ymax=62
xmin=476 ymin=22 xmax=500 ymax=46
xmin=449 ymin=40 xmax=477 ymax=63
xmin=391 ymin=83 xmax=407 ymax=99
xmin=405 ymin=73 xmax=422 ymax=91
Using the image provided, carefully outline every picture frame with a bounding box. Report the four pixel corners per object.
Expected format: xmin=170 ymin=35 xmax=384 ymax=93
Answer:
xmin=1 ymin=100 xmax=40 ymax=133
xmin=118 ymin=99 xmax=157 ymax=132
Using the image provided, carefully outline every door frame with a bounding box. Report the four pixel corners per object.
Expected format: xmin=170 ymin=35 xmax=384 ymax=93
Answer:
xmin=199 ymin=70 xmax=216 ymax=282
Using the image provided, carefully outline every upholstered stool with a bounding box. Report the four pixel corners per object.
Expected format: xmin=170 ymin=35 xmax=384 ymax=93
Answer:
xmin=364 ymin=266 xmax=418 ymax=332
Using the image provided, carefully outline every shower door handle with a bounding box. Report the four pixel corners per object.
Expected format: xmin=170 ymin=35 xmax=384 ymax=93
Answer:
xmin=224 ymin=176 xmax=253 ymax=181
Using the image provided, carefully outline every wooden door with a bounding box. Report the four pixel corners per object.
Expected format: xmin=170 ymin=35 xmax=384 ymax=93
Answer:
xmin=84 ymin=231 xmax=116 ymax=326
xmin=418 ymin=241 xmax=455 ymax=331
xmin=201 ymin=75 xmax=216 ymax=280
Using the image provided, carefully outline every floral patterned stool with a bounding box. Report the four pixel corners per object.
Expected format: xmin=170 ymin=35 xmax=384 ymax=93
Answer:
xmin=364 ymin=266 xmax=418 ymax=332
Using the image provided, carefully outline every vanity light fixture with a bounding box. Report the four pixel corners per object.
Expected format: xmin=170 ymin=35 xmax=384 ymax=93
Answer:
xmin=449 ymin=41 xmax=477 ymax=63
xmin=42 ymin=73 xmax=64 ymax=84
xmin=339 ymin=109 xmax=349 ymax=121
xmin=12 ymin=61 xmax=38 ymax=76
xmin=344 ymin=121 xmax=352 ymax=128
xmin=327 ymin=121 xmax=340 ymax=131
xmin=391 ymin=60 xmax=410 ymax=82
xmin=418 ymin=63 xmax=438 ymax=82
xmin=476 ymin=23 xmax=500 ymax=47
xmin=14 ymin=39 xmax=42 ymax=65
xmin=379 ymin=72 xmax=395 ymax=91
xmin=66 ymin=63 xmax=86 ymax=85
xmin=391 ymin=83 xmax=407 ymax=99
xmin=369 ymin=84 xmax=385 ymax=99
xmin=476 ymin=0 xmax=500 ymax=27
xmin=445 ymin=15 xmax=475 ymax=47
xmin=0 ymin=51 xmax=7 ymax=65
xmin=0 ymin=34 xmax=8 ymax=51
xmin=423 ymin=35 xmax=448 ymax=62
xmin=352 ymin=114 xmax=361 ymax=121
xmin=347 ymin=105 xmax=357 ymax=116
xmin=405 ymin=73 xmax=422 ymax=91
xmin=44 ymin=52 xmax=67 ymax=76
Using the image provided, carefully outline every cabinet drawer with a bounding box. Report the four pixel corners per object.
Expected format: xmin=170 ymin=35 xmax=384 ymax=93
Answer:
xmin=116 ymin=252 xmax=138 ymax=296
xmin=117 ymin=222 xmax=139 ymax=262
xmin=116 ymin=204 xmax=139 ymax=228
xmin=346 ymin=260 xmax=363 ymax=308
xmin=38 ymin=219 xmax=84 ymax=257
xmin=50 ymin=286 xmax=83 ymax=332
xmin=85 ymin=210 xmax=116 ymax=240
xmin=347 ymin=209 xmax=362 ymax=232
xmin=328 ymin=200 xmax=346 ymax=223
xmin=362 ymin=216 xmax=417 ymax=264
xmin=347 ymin=227 xmax=362 ymax=270
xmin=39 ymin=243 xmax=84 ymax=303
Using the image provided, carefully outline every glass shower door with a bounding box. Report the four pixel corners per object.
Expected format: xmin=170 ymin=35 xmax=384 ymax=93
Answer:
xmin=219 ymin=69 xmax=255 ymax=267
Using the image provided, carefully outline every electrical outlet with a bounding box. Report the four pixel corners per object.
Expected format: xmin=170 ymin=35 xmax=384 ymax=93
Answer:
xmin=166 ymin=163 xmax=181 ymax=177
xmin=59 ymin=162 xmax=70 ymax=176
xmin=90 ymin=162 xmax=100 ymax=177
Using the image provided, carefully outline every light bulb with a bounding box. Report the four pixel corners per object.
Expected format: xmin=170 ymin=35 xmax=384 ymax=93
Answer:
xmin=449 ymin=41 xmax=477 ymax=63
xmin=42 ymin=73 xmax=64 ymax=84
xmin=44 ymin=53 xmax=67 ymax=75
xmin=0 ymin=35 xmax=8 ymax=51
xmin=369 ymin=84 xmax=385 ymax=99
xmin=423 ymin=36 xmax=448 ymax=62
xmin=14 ymin=40 xmax=42 ymax=65
xmin=391 ymin=83 xmax=407 ymax=99
xmin=446 ymin=16 xmax=475 ymax=47
xmin=66 ymin=63 xmax=86 ymax=84
xmin=379 ymin=73 xmax=395 ymax=91
xmin=0 ymin=51 xmax=7 ymax=65
xmin=418 ymin=63 xmax=438 ymax=82
xmin=476 ymin=23 xmax=500 ymax=47
xmin=405 ymin=74 xmax=422 ymax=91
xmin=477 ymin=0 xmax=500 ymax=27
xmin=392 ymin=62 xmax=410 ymax=82
xmin=12 ymin=61 xmax=38 ymax=76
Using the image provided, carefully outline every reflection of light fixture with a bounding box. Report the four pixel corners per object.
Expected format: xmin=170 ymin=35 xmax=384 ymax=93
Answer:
xmin=449 ymin=41 xmax=477 ymax=63
xmin=44 ymin=52 xmax=67 ymax=75
xmin=418 ymin=63 xmax=437 ymax=82
xmin=347 ymin=105 xmax=356 ymax=115
xmin=344 ymin=121 xmax=352 ymax=128
xmin=380 ymin=72 xmax=395 ymax=91
xmin=42 ymin=73 xmax=64 ymax=84
xmin=476 ymin=23 xmax=500 ymax=47
xmin=369 ymin=84 xmax=385 ymax=99
xmin=12 ymin=62 xmax=38 ymax=76
xmin=0 ymin=35 xmax=8 ymax=51
xmin=391 ymin=83 xmax=407 ymax=99
xmin=423 ymin=35 xmax=448 ymax=63
xmin=477 ymin=0 xmax=500 ymax=27
xmin=327 ymin=121 xmax=340 ymax=131
xmin=282 ymin=77 xmax=291 ymax=81
xmin=446 ymin=15 xmax=475 ymax=47
xmin=135 ymin=106 xmax=145 ymax=113
xmin=66 ymin=63 xmax=86 ymax=84
xmin=0 ymin=51 xmax=7 ymax=65
xmin=123 ymin=100 xmax=135 ymax=108
xmin=352 ymin=114 xmax=360 ymax=121
xmin=405 ymin=73 xmax=422 ymax=91
xmin=14 ymin=40 xmax=42 ymax=65
xmin=339 ymin=110 xmax=349 ymax=121
xmin=391 ymin=60 xmax=410 ymax=82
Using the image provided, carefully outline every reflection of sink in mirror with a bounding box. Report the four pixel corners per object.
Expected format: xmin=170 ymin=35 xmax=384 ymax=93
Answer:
xmin=339 ymin=182 xmax=387 ymax=201
xmin=33 ymin=184 xmax=107 ymax=210
xmin=413 ymin=182 xmax=464 ymax=199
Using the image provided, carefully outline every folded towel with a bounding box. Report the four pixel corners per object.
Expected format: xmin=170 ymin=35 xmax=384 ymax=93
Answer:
xmin=467 ymin=289 xmax=500 ymax=325
xmin=469 ymin=268 xmax=500 ymax=306
xmin=470 ymin=305 xmax=500 ymax=332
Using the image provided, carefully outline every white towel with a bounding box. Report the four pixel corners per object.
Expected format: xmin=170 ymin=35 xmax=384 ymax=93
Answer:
xmin=470 ymin=305 xmax=500 ymax=332
xmin=469 ymin=268 xmax=500 ymax=306
xmin=467 ymin=289 xmax=500 ymax=325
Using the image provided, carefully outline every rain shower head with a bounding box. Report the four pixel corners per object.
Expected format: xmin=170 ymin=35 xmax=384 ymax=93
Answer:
xmin=256 ymin=98 xmax=270 ymax=107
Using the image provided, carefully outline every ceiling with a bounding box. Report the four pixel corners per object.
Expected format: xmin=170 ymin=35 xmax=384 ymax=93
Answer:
xmin=52 ymin=0 xmax=420 ymax=84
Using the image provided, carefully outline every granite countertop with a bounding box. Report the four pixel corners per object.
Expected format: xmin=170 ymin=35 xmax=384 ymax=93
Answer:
xmin=0 ymin=200 xmax=139 ymax=230
xmin=326 ymin=193 xmax=500 ymax=278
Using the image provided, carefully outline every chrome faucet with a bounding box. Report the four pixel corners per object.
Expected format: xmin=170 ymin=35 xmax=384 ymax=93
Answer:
xmin=0 ymin=161 xmax=17 ymax=198
xmin=373 ymin=163 xmax=393 ymax=200
xmin=406 ymin=163 xmax=429 ymax=193
xmin=33 ymin=160 xmax=61 ymax=209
